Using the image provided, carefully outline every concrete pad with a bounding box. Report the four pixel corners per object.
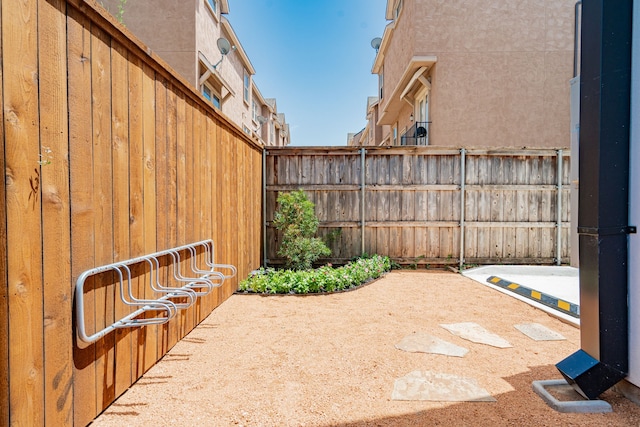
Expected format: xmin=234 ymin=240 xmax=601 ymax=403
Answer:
xmin=532 ymin=380 xmax=612 ymax=413
xmin=392 ymin=371 xmax=496 ymax=402
xmin=515 ymin=323 xmax=566 ymax=341
xmin=440 ymin=322 xmax=512 ymax=348
xmin=462 ymin=265 xmax=580 ymax=326
xmin=395 ymin=332 xmax=469 ymax=357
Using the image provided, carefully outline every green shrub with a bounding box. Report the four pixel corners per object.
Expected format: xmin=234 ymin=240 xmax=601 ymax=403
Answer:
xmin=239 ymin=255 xmax=392 ymax=295
xmin=274 ymin=190 xmax=331 ymax=270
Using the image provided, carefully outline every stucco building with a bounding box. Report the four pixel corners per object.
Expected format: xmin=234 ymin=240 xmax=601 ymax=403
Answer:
xmin=101 ymin=0 xmax=290 ymax=146
xmin=353 ymin=0 xmax=576 ymax=148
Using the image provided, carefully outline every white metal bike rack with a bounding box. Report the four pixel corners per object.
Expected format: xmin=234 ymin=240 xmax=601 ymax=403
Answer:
xmin=75 ymin=239 xmax=236 ymax=344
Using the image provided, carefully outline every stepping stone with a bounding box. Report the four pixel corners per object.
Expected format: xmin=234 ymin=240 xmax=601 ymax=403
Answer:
xmin=515 ymin=323 xmax=566 ymax=341
xmin=392 ymin=370 xmax=496 ymax=402
xmin=395 ymin=332 xmax=468 ymax=357
xmin=440 ymin=322 xmax=512 ymax=348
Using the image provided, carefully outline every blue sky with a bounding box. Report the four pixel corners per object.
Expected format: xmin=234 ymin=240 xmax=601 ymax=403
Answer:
xmin=227 ymin=0 xmax=389 ymax=146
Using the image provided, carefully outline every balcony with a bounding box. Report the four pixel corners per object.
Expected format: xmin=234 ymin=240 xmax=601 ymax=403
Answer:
xmin=400 ymin=121 xmax=430 ymax=146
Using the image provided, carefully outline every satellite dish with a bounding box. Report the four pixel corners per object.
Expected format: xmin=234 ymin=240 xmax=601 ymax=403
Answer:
xmin=371 ymin=37 xmax=382 ymax=50
xmin=257 ymin=116 xmax=268 ymax=124
xmin=217 ymin=37 xmax=232 ymax=55
xmin=416 ymin=126 xmax=427 ymax=138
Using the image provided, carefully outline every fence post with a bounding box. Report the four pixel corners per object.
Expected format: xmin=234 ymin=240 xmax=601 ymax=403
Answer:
xmin=263 ymin=149 xmax=268 ymax=267
xmin=556 ymin=149 xmax=563 ymax=265
xmin=459 ymin=148 xmax=466 ymax=270
xmin=361 ymin=148 xmax=366 ymax=255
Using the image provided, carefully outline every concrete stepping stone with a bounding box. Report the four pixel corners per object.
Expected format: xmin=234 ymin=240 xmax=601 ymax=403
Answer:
xmin=395 ymin=332 xmax=468 ymax=357
xmin=515 ymin=323 xmax=566 ymax=341
xmin=440 ymin=322 xmax=512 ymax=348
xmin=392 ymin=370 xmax=496 ymax=402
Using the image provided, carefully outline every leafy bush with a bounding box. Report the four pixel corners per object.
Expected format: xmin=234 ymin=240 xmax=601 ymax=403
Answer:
xmin=238 ymin=255 xmax=392 ymax=294
xmin=274 ymin=190 xmax=331 ymax=270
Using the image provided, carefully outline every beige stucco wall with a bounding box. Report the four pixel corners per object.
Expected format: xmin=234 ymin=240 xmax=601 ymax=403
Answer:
xmin=378 ymin=0 xmax=575 ymax=149
xmin=193 ymin=4 xmax=253 ymax=130
xmin=102 ymin=0 xmax=198 ymax=84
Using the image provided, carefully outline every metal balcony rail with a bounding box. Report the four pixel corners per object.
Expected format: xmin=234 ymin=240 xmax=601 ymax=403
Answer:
xmin=75 ymin=239 xmax=236 ymax=344
xmin=401 ymin=121 xmax=431 ymax=146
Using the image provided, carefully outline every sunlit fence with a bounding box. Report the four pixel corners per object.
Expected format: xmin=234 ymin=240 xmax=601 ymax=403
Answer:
xmin=264 ymin=146 xmax=570 ymax=267
xmin=1 ymin=0 xmax=262 ymax=425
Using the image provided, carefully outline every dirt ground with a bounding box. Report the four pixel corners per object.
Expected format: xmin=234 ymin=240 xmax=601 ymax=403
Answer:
xmin=91 ymin=271 xmax=640 ymax=426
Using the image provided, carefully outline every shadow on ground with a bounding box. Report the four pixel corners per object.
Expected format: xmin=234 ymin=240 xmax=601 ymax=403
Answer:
xmin=325 ymin=365 xmax=640 ymax=427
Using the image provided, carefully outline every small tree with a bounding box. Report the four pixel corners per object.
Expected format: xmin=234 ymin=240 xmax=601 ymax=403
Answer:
xmin=273 ymin=190 xmax=331 ymax=270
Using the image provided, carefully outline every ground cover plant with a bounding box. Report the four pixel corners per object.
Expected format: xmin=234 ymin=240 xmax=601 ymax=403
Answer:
xmin=238 ymin=255 xmax=391 ymax=294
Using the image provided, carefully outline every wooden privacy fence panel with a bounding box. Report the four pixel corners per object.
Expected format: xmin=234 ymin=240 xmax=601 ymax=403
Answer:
xmin=1 ymin=0 xmax=262 ymax=425
xmin=265 ymin=147 xmax=570 ymax=267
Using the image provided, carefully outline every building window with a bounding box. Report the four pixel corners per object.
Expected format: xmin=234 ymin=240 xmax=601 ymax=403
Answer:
xmin=392 ymin=125 xmax=398 ymax=145
xmin=206 ymin=0 xmax=218 ymax=15
xmin=252 ymin=101 xmax=259 ymax=122
xmin=379 ymin=68 xmax=384 ymax=99
xmin=202 ymin=83 xmax=221 ymax=109
xmin=243 ymin=71 xmax=250 ymax=104
xmin=202 ymin=85 xmax=212 ymax=101
xmin=270 ymin=123 xmax=275 ymax=145
xmin=394 ymin=0 xmax=403 ymax=19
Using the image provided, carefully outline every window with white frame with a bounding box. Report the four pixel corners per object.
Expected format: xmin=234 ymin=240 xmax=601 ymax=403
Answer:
xmin=201 ymin=83 xmax=221 ymax=109
xmin=394 ymin=0 xmax=403 ymax=19
xmin=415 ymin=85 xmax=430 ymax=145
xmin=202 ymin=84 xmax=212 ymax=101
xmin=270 ymin=123 xmax=275 ymax=145
xmin=243 ymin=70 xmax=250 ymax=104
xmin=392 ymin=124 xmax=398 ymax=145
xmin=206 ymin=0 xmax=218 ymax=16
xmin=252 ymin=101 xmax=259 ymax=122
xmin=379 ymin=68 xmax=384 ymax=99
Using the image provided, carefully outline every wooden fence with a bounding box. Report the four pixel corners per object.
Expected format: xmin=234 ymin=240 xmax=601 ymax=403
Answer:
xmin=1 ymin=0 xmax=262 ymax=425
xmin=265 ymin=146 xmax=571 ymax=267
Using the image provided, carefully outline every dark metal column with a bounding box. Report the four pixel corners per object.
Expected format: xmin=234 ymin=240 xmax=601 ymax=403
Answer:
xmin=556 ymin=0 xmax=634 ymax=399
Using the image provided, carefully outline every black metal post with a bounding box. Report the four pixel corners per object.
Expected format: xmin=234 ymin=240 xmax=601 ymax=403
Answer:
xmin=556 ymin=0 xmax=634 ymax=399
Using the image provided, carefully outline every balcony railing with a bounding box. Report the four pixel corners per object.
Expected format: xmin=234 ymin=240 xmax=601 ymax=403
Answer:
xmin=400 ymin=121 xmax=430 ymax=146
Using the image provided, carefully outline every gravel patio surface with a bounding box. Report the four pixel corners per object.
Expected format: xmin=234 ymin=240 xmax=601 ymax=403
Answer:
xmin=91 ymin=271 xmax=640 ymax=426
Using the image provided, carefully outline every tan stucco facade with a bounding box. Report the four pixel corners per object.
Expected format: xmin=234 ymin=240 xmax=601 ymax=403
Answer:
xmin=362 ymin=0 xmax=575 ymax=149
xmin=100 ymin=0 xmax=289 ymax=146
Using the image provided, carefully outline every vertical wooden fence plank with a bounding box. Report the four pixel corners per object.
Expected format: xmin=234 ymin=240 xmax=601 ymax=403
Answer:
xmin=204 ymin=115 xmax=217 ymax=312
xmin=165 ymin=86 xmax=180 ymax=350
xmin=141 ymin=63 xmax=158 ymax=371
xmin=110 ymin=41 xmax=133 ymax=399
xmin=127 ymin=55 xmax=145 ymax=380
xmin=235 ymin=133 xmax=246 ymax=281
xmin=201 ymin=113 xmax=213 ymax=314
xmin=212 ymin=123 xmax=223 ymax=304
xmin=67 ymin=8 xmax=96 ymax=426
xmin=3 ymin=0 xmax=44 ymax=422
xmin=191 ymin=109 xmax=203 ymax=322
xmin=0 ymin=0 xmax=8 ymax=418
xmin=182 ymin=100 xmax=195 ymax=334
xmin=90 ymin=24 xmax=116 ymax=413
xmin=39 ymin=0 xmax=73 ymax=424
xmin=175 ymin=94 xmax=189 ymax=338
xmin=154 ymin=76 xmax=169 ymax=354
xmin=221 ymin=130 xmax=233 ymax=297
